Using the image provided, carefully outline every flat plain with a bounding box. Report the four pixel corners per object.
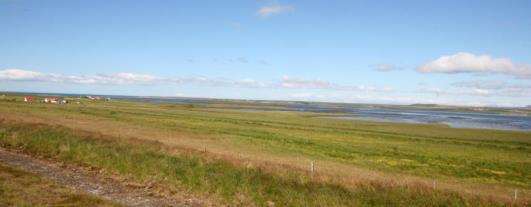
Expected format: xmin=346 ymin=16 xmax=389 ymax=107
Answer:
xmin=0 ymin=94 xmax=529 ymax=206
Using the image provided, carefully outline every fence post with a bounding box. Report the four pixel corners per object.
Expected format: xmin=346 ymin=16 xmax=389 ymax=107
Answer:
xmin=514 ymin=189 xmax=518 ymax=202
xmin=310 ymin=161 xmax=315 ymax=176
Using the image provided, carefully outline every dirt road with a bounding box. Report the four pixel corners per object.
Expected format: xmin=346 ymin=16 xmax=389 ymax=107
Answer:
xmin=0 ymin=148 xmax=203 ymax=207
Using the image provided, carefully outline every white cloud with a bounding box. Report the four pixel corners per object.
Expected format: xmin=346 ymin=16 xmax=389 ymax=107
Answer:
xmin=1 ymin=69 xmax=395 ymax=94
xmin=68 ymin=73 xmax=160 ymax=85
xmin=113 ymin=73 xmax=158 ymax=83
xmin=451 ymin=80 xmax=531 ymax=97
xmin=280 ymin=76 xmax=331 ymax=89
xmin=237 ymin=57 xmax=248 ymax=63
xmin=278 ymin=76 xmax=393 ymax=93
xmin=257 ymin=4 xmax=294 ymax=18
xmin=258 ymin=59 xmax=271 ymax=66
xmin=229 ymin=21 xmax=242 ymax=30
xmin=0 ymin=69 xmax=161 ymax=85
xmin=417 ymin=52 xmax=531 ymax=78
xmin=451 ymin=80 xmax=506 ymax=90
xmin=420 ymin=86 xmax=494 ymax=97
xmin=371 ymin=64 xmax=402 ymax=72
xmin=417 ymin=80 xmax=531 ymax=98
xmin=0 ymin=69 xmax=46 ymax=81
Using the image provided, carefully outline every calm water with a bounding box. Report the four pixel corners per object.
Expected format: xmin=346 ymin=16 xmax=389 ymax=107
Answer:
xmin=277 ymin=103 xmax=529 ymax=131
xmin=332 ymin=108 xmax=531 ymax=131
xmin=126 ymin=97 xmax=531 ymax=131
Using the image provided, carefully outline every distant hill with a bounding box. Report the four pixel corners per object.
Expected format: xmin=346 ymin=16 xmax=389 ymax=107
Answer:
xmin=409 ymin=104 xmax=440 ymax=107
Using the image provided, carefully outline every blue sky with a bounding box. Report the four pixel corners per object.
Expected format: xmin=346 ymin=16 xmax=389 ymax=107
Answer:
xmin=1 ymin=0 xmax=530 ymax=106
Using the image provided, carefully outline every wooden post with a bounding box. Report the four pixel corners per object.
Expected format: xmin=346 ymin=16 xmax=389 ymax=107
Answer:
xmin=310 ymin=161 xmax=315 ymax=176
xmin=514 ymin=189 xmax=518 ymax=202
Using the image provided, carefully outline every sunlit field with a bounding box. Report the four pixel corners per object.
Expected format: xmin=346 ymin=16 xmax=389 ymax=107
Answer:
xmin=1 ymin=95 xmax=529 ymax=206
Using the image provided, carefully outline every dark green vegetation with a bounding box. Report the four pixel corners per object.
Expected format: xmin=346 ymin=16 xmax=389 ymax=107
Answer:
xmin=0 ymin=162 xmax=118 ymax=207
xmin=0 ymin=121 xmax=505 ymax=206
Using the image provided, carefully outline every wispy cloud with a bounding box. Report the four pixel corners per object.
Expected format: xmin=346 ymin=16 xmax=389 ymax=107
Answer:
xmin=258 ymin=59 xmax=271 ymax=66
xmin=1 ymin=69 xmax=393 ymax=93
xmin=228 ymin=21 xmax=242 ymax=30
xmin=417 ymin=52 xmax=531 ymax=79
xmin=418 ymin=87 xmax=493 ymax=97
xmin=176 ymin=77 xmax=268 ymax=88
xmin=279 ymin=76 xmax=331 ymax=89
xmin=279 ymin=76 xmax=393 ymax=92
xmin=417 ymin=80 xmax=531 ymax=98
xmin=451 ymin=80 xmax=531 ymax=97
xmin=0 ymin=69 xmax=273 ymax=89
xmin=210 ymin=57 xmax=270 ymax=65
xmin=236 ymin=57 xmax=248 ymax=63
xmin=256 ymin=4 xmax=294 ymax=18
xmin=0 ymin=69 xmax=159 ymax=85
xmin=0 ymin=69 xmax=45 ymax=81
xmin=371 ymin=64 xmax=402 ymax=72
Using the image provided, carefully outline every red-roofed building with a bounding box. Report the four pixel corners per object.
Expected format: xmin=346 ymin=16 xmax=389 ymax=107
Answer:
xmin=24 ymin=96 xmax=34 ymax=103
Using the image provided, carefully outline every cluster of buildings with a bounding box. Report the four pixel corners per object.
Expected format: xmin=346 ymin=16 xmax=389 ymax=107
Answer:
xmin=86 ymin=95 xmax=101 ymax=100
xmin=43 ymin=97 xmax=68 ymax=104
xmin=86 ymin=95 xmax=111 ymax=101
xmin=23 ymin=96 xmax=68 ymax=104
xmin=21 ymin=95 xmax=111 ymax=104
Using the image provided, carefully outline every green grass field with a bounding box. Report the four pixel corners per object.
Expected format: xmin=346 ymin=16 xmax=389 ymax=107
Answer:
xmin=0 ymin=95 xmax=529 ymax=206
xmin=0 ymin=121 xmax=507 ymax=206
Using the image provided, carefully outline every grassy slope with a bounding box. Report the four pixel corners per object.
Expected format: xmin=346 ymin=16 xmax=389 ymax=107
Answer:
xmin=0 ymin=163 xmax=119 ymax=207
xmin=0 ymin=121 xmax=505 ymax=206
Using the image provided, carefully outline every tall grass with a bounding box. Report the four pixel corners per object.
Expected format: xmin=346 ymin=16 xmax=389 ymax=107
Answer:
xmin=0 ymin=121 xmax=506 ymax=206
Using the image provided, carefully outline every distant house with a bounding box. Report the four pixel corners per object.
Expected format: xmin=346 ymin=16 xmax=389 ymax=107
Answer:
xmin=86 ymin=95 xmax=103 ymax=101
xmin=86 ymin=95 xmax=102 ymax=100
xmin=24 ymin=96 xmax=34 ymax=103
xmin=44 ymin=97 xmax=59 ymax=104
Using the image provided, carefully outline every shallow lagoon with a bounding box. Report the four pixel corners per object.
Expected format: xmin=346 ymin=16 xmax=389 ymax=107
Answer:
xmin=113 ymin=96 xmax=531 ymax=131
xmin=329 ymin=108 xmax=531 ymax=131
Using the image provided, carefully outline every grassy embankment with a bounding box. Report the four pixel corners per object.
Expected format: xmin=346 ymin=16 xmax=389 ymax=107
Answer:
xmin=0 ymin=162 xmax=119 ymax=206
xmin=0 ymin=95 xmax=529 ymax=205
xmin=0 ymin=121 xmax=509 ymax=206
